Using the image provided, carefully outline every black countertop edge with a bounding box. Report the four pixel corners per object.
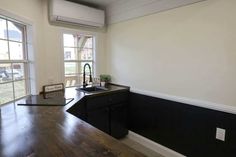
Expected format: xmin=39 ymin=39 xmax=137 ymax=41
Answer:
xmin=108 ymin=83 xmax=130 ymax=89
xmin=63 ymin=84 xmax=130 ymax=111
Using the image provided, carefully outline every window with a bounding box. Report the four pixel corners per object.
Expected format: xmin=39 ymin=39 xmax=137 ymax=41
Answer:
xmin=63 ymin=33 xmax=95 ymax=87
xmin=0 ymin=16 xmax=30 ymax=105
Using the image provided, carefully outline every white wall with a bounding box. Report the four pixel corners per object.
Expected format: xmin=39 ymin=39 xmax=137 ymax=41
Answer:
xmin=106 ymin=0 xmax=236 ymax=107
xmin=0 ymin=0 xmax=107 ymax=93
xmin=41 ymin=0 xmax=107 ymax=86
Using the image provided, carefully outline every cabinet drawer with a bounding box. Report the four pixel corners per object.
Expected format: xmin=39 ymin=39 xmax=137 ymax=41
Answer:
xmin=86 ymin=95 xmax=109 ymax=111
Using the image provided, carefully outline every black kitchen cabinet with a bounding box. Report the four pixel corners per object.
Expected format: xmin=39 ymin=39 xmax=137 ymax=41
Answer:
xmin=110 ymin=103 xmax=128 ymax=138
xmin=85 ymin=90 xmax=129 ymax=138
xmin=87 ymin=107 xmax=110 ymax=134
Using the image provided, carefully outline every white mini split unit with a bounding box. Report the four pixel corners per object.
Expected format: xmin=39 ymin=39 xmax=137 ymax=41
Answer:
xmin=49 ymin=0 xmax=105 ymax=27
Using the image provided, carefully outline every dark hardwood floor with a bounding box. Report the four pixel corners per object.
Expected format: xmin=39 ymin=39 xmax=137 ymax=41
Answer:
xmin=0 ymin=87 xmax=146 ymax=157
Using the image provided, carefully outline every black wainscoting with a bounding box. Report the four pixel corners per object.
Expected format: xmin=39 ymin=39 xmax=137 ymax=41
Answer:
xmin=128 ymin=92 xmax=236 ymax=157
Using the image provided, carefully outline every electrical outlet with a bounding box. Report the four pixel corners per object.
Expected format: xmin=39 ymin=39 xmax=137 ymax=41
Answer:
xmin=216 ymin=128 xmax=226 ymax=141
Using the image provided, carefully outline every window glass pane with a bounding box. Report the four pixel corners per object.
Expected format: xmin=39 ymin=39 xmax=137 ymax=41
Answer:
xmin=65 ymin=74 xmax=80 ymax=87
xmin=64 ymin=62 xmax=79 ymax=75
xmin=80 ymin=62 xmax=93 ymax=73
xmin=0 ymin=82 xmax=13 ymax=105
xmin=64 ymin=48 xmax=77 ymax=60
xmin=79 ymin=48 xmax=93 ymax=60
xmin=78 ymin=73 xmax=92 ymax=85
xmin=12 ymin=63 xmax=25 ymax=80
xmin=0 ymin=18 xmax=7 ymax=39
xmin=9 ymin=41 xmax=23 ymax=60
xmin=14 ymin=80 xmax=26 ymax=99
xmin=77 ymin=36 xmax=87 ymax=48
xmin=65 ymin=73 xmax=90 ymax=87
xmin=0 ymin=63 xmax=12 ymax=83
xmin=7 ymin=21 xmax=23 ymax=42
xmin=63 ymin=34 xmax=75 ymax=47
xmin=63 ymin=33 xmax=94 ymax=87
xmin=0 ymin=40 xmax=9 ymax=60
xmin=84 ymin=37 xmax=93 ymax=48
xmin=78 ymin=73 xmax=84 ymax=85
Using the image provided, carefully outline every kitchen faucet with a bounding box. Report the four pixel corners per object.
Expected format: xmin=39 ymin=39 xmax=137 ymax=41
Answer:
xmin=83 ymin=63 xmax=92 ymax=88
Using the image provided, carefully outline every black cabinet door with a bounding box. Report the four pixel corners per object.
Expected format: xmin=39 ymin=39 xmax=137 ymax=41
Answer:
xmin=110 ymin=103 xmax=128 ymax=139
xmin=87 ymin=107 xmax=109 ymax=134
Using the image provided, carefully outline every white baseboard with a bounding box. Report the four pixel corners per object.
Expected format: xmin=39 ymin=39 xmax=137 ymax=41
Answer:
xmin=127 ymin=131 xmax=186 ymax=157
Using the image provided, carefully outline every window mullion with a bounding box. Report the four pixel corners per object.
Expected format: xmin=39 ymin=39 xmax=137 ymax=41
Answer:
xmin=10 ymin=63 xmax=16 ymax=100
xmin=22 ymin=25 xmax=30 ymax=96
xmin=65 ymin=60 xmax=93 ymax=62
xmin=0 ymin=38 xmax=25 ymax=44
xmin=0 ymin=60 xmax=29 ymax=63
xmin=6 ymin=19 xmax=16 ymax=101
xmin=6 ymin=19 xmax=10 ymax=60
xmin=23 ymin=25 xmax=28 ymax=60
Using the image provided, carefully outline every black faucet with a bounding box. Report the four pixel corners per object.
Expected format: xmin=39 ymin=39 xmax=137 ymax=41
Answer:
xmin=83 ymin=63 xmax=92 ymax=88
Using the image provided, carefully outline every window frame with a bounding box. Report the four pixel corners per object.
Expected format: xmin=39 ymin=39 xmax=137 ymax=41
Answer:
xmin=0 ymin=15 xmax=31 ymax=105
xmin=62 ymin=32 xmax=96 ymax=87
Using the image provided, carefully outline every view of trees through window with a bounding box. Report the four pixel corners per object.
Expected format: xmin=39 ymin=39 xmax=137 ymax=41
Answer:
xmin=63 ymin=33 xmax=94 ymax=87
xmin=0 ymin=16 xmax=29 ymax=105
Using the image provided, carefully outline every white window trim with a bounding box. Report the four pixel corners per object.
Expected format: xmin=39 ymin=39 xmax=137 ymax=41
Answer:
xmin=0 ymin=8 xmax=37 ymax=106
xmin=60 ymin=29 xmax=98 ymax=87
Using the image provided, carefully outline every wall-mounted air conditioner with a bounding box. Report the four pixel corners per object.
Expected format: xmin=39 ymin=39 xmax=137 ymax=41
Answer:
xmin=49 ymin=0 xmax=105 ymax=27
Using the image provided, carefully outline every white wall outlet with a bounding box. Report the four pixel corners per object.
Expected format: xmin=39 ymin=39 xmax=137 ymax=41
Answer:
xmin=216 ymin=128 xmax=226 ymax=141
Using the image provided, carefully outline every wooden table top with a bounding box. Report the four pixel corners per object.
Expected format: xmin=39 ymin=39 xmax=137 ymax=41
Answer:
xmin=0 ymin=86 xmax=146 ymax=157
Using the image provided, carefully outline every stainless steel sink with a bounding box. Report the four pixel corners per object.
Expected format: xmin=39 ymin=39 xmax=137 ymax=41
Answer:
xmin=78 ymin=86 xmax=108 ymax=93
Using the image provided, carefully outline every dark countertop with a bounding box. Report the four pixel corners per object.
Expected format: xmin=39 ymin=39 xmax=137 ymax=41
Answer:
xmin=0 ymin=84 xmax=146 ymax=157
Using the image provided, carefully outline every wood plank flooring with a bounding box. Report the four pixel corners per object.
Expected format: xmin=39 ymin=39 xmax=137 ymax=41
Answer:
xmin=120 ymin=137 xmax=165 ymax=157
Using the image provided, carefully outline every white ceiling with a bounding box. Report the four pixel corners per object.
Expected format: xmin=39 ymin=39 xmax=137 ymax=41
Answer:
xmin=67 ymin=0 xmax=206 ymax=24
xmin=107 ymin=0 xmax=206 ymax=24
